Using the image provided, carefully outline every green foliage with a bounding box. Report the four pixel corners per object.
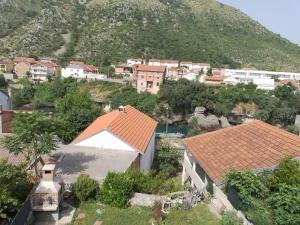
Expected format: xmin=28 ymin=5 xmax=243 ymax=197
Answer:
xmin=3 ymin=112 xmax=57 ymax=176
xmin=267 ymin=157 xmax=300 ymax=191
xmin=225 ymin=170 xmax=268 ymax=208
xmin=110 ymin=86 xmax=157 ymax=116
xmin=225 ymin=158 xmax=300 ymax=225
xmin=33 ymin=78 xmax=78 ymax=109
xmin=55 ymin=91 xmax=102 ymax=140
xmin=0 ymin=160 xmax=29 ymax=220
xmin=0 ymin=74 xmax=8 ymax=89
xmin=100 ymin=172 xmax=134 ymax=208
xmin=267 ymin=184 xmax=300 ymax=225
xmin=73 ymin=174 xmax=99 ymax=202
xmin=153 ymin=141 xmax=181 ymax=178
xmin=221 ymin=211 xmax=243 ymax=225
xmin=11 ymin=82 xmax=35 ymax=108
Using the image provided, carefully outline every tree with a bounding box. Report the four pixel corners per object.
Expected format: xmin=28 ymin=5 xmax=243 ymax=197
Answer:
xmin=110 ymin=86 xmax=157 ymax=116
xmin=153 ymin=141 xmax=181 ymax=178
xmin=0 ymin=160 xmax=29 ymax=220
xmin=100 ymin=172 xmax=133 ymax=208
xmin=267 ymin=156 xmax=300 ymax=190
xmin=3 ymin=113 xmax=57 ymax=177
xmin=55 ymin=91 xmax=102 ymax=140
xmin=0 ymin=74 xmax=8 ymax=88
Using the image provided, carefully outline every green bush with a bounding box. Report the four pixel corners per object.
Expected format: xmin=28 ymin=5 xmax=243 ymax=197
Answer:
xmin=221 ymin=211 xmax=243 ymax=225
xmin=100 ymin=172 xmax=133 ymax=208
xmin=125 ymin=169 xmax=152 ymax=193
xmin=73 ymin=174 xmax=99 ymax=201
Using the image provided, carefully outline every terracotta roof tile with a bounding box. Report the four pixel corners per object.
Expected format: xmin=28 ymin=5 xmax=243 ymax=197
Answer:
xmin=183 ymin=120 xmax=300 ymax=184
xmin=134 ymin=64 xmax=166 ymax=73
xmin=73 ymin=105 xmax=157 ymax=154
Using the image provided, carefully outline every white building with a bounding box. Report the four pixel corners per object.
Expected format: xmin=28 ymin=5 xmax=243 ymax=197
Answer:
xmin=192 ymin=63 xmax=211 ymax=74
xmin=30 ymin=63 xmax=57 ymax=82
xmin=148 ymin=59 xmax=179 ymax=68
xmin=223 ymin=69 xmax=300 ymax=81
xmin=61 ymin=63 xmax=106 ymax=80
xmin=61 ymin=64 xmax=85 ymax=79
xmin=72 ymin=105 xmax=157 ymax=173
xmin=127 ymin=58 xmax=144 ymax=66
xmin=224 ymin=76 xmax=275 ymax=90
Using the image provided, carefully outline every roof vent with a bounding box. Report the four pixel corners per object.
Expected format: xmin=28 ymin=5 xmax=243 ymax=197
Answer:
xmin=118 ymin=105 xmax=125 ymax=112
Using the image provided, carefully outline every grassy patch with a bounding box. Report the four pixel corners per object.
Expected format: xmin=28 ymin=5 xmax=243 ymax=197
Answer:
xmin=164 ymin=204 xmax=220 ymax=225
xmin=69 ymin=202 xmax=220 ymax=225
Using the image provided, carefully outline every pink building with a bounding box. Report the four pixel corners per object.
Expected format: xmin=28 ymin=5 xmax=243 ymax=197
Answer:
xmin=134 ymin=64 xmax=166 ymax=94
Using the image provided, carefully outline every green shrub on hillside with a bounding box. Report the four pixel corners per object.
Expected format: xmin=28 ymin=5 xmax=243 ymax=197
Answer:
xmin=221 ymin=211 xmax=243 ymax=225
xmin=100 ymin=172 xmax=133 ymax=208
xmin=73 ymin=174 xmax=99 ymax=201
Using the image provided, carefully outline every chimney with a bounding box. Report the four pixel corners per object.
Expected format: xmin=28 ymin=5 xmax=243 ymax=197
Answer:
xmin=41 ymin=164 xmax=56 ymax=181
xmin=118 ymin=105 xmax=125 ymax=113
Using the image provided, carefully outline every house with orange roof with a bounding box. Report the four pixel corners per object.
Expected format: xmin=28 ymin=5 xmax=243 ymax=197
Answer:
xmin=133 ymin=64 xmax=166 ymax=94
xmin=14 ymin=57 xmax=36 ymax=78
xmin=61 ymin=61 xmax=105 ymax=80
xmin=182 ymin=120 xmax=300 ymax=198
xmin=182 ymin=120 xmax=300 ymax=216
xmin=30 ymin=61 xmax=59 ymax=82
xmin=54 ymin=105 xmax=157 ymax=182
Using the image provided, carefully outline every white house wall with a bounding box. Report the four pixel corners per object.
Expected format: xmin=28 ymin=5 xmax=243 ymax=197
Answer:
xmin=140 ymin=133 xmax=155 ymax=172
xmin=75 ymin=130 xmax=135 ymax=152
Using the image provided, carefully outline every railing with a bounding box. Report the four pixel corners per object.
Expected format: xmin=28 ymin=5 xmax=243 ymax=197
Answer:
xmin=183 ymin=157 xmax=206 ymax=191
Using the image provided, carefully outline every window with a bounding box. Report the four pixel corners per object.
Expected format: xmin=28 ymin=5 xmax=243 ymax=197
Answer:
xmin=141 ymin=75 xmax=144 ymax=79
xmin=156 ymin=82 xmax=160 ymax=86
xmin=141 ymin=82 xmax=143 ymax=86
xmin=45 ymin=170 xmax=51 ymax=174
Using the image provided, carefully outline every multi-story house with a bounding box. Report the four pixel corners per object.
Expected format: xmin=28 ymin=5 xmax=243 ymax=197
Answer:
xmin=134 ymin=64 xmax=166 ymax=94
xmin=31 ymin=62 xmax=58 ymax=82
xmin=14 ymin=57 xmax=36 ymax=78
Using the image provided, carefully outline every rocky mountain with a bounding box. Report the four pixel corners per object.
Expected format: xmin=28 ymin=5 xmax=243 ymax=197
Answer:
xmin=1 ymin=0 xmax=300 ymax=71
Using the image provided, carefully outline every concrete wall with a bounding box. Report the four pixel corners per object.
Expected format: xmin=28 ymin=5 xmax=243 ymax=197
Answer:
xmin=140 ymin=133 xmax=155 ymax=172
xmin=75 ymin=130 xmax=135 ymax=152
xmin=0 ymin=92 xmax=11 ymax=110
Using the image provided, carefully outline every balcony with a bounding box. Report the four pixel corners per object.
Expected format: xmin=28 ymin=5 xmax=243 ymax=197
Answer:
xmin=183 ymin=152 xmax=207 ymax=191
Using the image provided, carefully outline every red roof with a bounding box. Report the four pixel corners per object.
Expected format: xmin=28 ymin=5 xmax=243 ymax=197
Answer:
xmin=73 ymin=105 xmax=158 ymax=154
xmin=183 ymin=120 xmax=300 ymax=184
xmin=134 ymin=64 xmax=166 ymax=73
xmin=205 ymin=75 xmax=225 ymax=82
xmin=14 ymin=57 xmax=36 ymax=64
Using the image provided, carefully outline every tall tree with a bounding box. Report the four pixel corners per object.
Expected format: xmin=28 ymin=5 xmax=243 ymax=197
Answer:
xmin=3 ymin=112 xmax=57 ymax=177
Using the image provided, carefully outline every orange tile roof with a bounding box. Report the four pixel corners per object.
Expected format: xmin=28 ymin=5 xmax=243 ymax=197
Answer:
xmin=70 ymin=61 xmax=85 ymax=66
xmin=183 ymin=120 xmax=300 ymax=184
xmin=205 ymin=75 xmax=225 ymax=82
xmin=14 ymin=57 xmax=36 ymax=64
xmin=134 ymin=64 xmax=166 ymax=73
xmin=73 ymin=105 xmax=158 ymax=154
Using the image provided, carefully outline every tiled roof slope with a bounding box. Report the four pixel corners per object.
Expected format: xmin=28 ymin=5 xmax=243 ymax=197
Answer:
xmin=73 ymin=105 xmax=158 ymax=154
xmin=183 ymin=120 xmax=300 ymax=184
xmin=134 ymin=64 xmax=166 ymax=73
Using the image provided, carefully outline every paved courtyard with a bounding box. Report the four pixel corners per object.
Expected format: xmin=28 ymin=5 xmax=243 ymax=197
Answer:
xmin=52 ymin=144 xmax=138 ymax=183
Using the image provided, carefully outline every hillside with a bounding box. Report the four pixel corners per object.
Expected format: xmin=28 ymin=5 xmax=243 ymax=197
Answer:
xmin=1 ymin=0 xmax=300 ymax=71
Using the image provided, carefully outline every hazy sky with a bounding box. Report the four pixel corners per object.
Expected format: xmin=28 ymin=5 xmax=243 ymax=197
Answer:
xmin=217 ymin=0 xmax=300 ymax=46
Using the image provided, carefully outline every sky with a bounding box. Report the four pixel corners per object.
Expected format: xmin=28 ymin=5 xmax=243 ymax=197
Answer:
xmin=217 ymin=0 xmax=300 ymax=46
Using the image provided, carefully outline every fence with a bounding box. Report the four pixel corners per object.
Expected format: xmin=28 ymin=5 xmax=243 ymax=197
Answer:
xmin=227 ymin=186 xmax=240 ymax=209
